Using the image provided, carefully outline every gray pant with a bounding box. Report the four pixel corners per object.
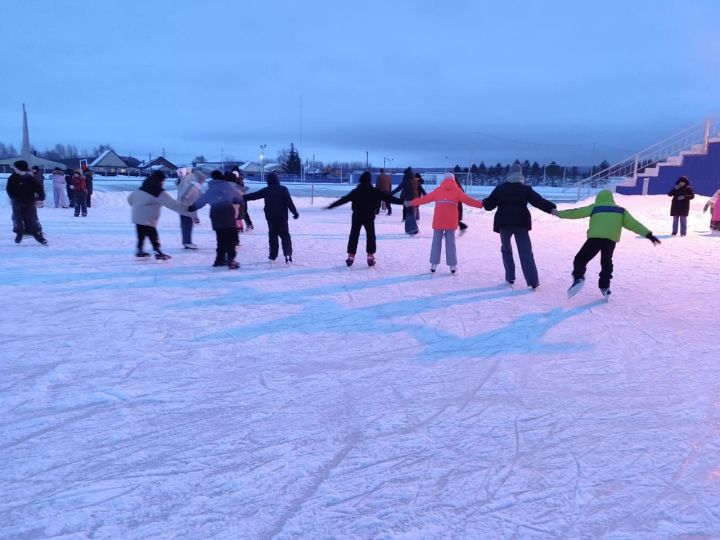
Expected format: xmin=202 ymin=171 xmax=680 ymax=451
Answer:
xmin=499 ymin=227 xmax=539 ymax=287
xmin=53 ymin=186 xmax=68 ymax=207
xmin=430 ymin=229 xmax=457 ymax=266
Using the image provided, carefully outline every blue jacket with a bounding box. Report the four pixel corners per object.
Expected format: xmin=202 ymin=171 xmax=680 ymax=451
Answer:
xmin=189 ymin=180 xmax=245 ymax=230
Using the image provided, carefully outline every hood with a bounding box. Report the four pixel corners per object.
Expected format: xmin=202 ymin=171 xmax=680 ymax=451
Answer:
xmin=594 ymin=190 xmax=616 ymax=205
xmin=439 ymin=177 xmax=460 ymax=192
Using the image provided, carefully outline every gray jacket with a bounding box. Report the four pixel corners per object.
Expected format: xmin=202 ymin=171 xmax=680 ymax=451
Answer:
xmin=128 ymin=189 xmax=188 ymax=226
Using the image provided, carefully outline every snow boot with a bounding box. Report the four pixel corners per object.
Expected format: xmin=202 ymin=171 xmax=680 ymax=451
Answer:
xmin=14 ymin=233 xmax=22 ymax=244
xmin=430 ymin=264 xmax=437 ymax=273
xmin=567 ymin=278 xmax=585 ymax=298
xmin=346 ymin=254 xmax=355 ymax=267
xmin=367 ymin=254 xmax=376 ymax=267
xmin=601 ymin=288 xmax=611 ymax=300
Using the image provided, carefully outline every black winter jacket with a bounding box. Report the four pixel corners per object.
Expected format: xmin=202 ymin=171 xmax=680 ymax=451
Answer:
xmin=482 ymin=182 xmax=556 ymax=232
xmin=6 ymin=173 xmax=45 ymax=204
xmin=668 ymin=185 xmax=694 ymax=216
xmin=244 ymin=179 xmax=298 ymax=223
xmin=327 ymin=183 xmax=403 ymax=218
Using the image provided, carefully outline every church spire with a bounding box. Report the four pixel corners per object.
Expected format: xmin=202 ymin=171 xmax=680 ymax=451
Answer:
xmin=21 ymin=103 xmax=30 ymax=156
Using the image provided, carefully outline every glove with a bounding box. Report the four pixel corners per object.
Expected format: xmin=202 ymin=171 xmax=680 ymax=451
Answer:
xmin=646 ymin=233 xmax=661 ymax=245
xmin=551 ymin=208 xmax=559 ymax=216
xmin=293 ymin=213 xmax=299 ymax=220
xmin=193 ymin=217 xmax=200 ymax=224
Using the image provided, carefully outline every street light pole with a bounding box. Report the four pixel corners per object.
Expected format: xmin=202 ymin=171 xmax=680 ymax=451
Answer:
xmin=260 ymin=144 xmax=267 ymax=183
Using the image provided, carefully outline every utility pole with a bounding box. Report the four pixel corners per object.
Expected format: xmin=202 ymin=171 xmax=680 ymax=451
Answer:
xmin=366 ymin=151 xmax=369 ymax=170
xmin=221 ymin=146 xmax=224 ymax=170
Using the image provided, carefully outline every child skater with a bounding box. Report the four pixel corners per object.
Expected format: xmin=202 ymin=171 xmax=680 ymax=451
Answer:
xmin=554 ymin=189 xmax=661 ymax=299
xmin=243 ymin=172 xmax=299 ymax=263
xmin=188 ymin=170 xmax=246 ymax=269
xmin=128 ymin=171 xmax=190 ymax=260
xmin=703 ymin=188 xmax=720 ymax=232
xmin=408 ymin=172 xmax=483 ymax=274
xmin=325 ymin=171 xmax=403 ymax=267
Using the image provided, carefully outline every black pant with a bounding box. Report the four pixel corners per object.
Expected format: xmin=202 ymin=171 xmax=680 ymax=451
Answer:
xmin=347 ymin=214 xmax=376 ymax=254
xmin=136 ymin=224 xmax=161 ymax=253
xmin=375 ymin=193 xmax=392 ymax=215
xmin=572 ymin=238 xmax=617 ymax=289
xmin=86 ymin=192 xmax=92 ymax=208
xmin=11 ymin=201 xmax=44 ymax=241
xmin=215 ymin=228 xmax=238 ymax=264
xmin=74 ymin=191 xmax=87 ymax=216
xmin=268 ymin=219 xmax=292 ymax=260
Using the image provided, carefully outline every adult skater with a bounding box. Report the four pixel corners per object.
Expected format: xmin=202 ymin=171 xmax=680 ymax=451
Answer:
xmin=51 ymin=167 xmax=68 ymax=208
xmin=554 ymin=189 xmax=661 ymax=298
xmin=668 ymin=176 xmax=694 ymax=236
xmin=188 ymin=170 xmax=245 ymax=269
xmin=392 ymin=167 xmax=419 ymax=235
xmin=703 ymin=187 xmax=720 ymax=232
xmin=482 ymin=163 xmax=556 ymax=289
xmin=326 ymin=171 xmax=403 ymax=267
xmin=244 ymin=172 xmax=299 ymax=263
xmin=375 ymin=168 xmax=393 ymax=215
xmin=127 ymin=171 xmax=190 ymax=260
xmin=408 ymin=172 xmax=483 ymax=274
xmin=82 ymin=166 xmax=94 ymax=208
xmin=177 ymin=167 xmax=206 ymax=249
xmin=231 ymin=167 xmax=254 ymax=230
xmin=6 ymin=160 xmax=48 ymax=244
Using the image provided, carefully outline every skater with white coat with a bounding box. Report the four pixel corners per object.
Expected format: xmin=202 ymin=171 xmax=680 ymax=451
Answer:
xmin=177 ymin=168 xmax=206 ymax=249
xmin=51 ymin=168 xmax=68 ymax=208
xmin=128 ymin=171 xmax=190 ymax=260
xmin=408 ymin=172 xmax=483 ymax=274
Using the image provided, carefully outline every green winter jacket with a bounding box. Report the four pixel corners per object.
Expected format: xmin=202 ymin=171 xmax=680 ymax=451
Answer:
xmin=557 ymin=190 xmax=650 ymax=242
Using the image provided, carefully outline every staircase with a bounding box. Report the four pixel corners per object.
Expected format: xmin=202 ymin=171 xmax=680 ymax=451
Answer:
xmin=569 ymin=119 xmax=720 ymax=199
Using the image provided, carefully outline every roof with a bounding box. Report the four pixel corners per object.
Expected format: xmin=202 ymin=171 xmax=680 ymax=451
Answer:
xmin=0 ymin=153 xmax=66 ymax=170
xmin=140 ymin=156 xmax=177 ymax=170
xmin=90 ymin=149 xmax=128 ymax=168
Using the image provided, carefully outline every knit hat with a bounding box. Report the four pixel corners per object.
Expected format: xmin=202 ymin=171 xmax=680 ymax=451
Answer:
xmin=31 ymin=165 xmax=40 ymax=171
xmin=13 ymin=160 xmax=29 ymax=172
xmin=211 ymin=170 xmax=224 ymax=180
xmin=443 ymin=172 xmax=456 ymax=182
xmin=505 ymin=163 xmax=525 ymax=184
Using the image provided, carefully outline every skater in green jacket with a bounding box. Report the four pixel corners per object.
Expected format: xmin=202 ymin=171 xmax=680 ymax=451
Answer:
xmin=554 ymin=190 xmax=661 ymax=298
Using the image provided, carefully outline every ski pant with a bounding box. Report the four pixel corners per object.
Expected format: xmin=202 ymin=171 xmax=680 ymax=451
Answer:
xmin=672 ymin=215 xmax=687 ymax=235
xmin=53 ymin=186 xmax=68 ymax=207
xmin=347 ymin=214 xmax=376 ymax=255
xmin=180 ymin=214 xmax=194 ymax=245
xmin=11 ymin=201 xmax=44 ymax=241
xmin=499 ymin=227 xmax=539 ymax=287
xmin=430 ymin=229 xmax=457 ymax=266
xmin=215 ymin=228 xmax=238 ymax=264
xmin=74 ymin=190 xmax=87 ymax=216
xmin=572 ymin=238 xmax=616 ymax=289
xmin=267 ymin=219 xmax=292 ymax=259
xmin=376 ymin=192 xmax=392 ymax=215
xmin=403 ymin=203 xmax=418 ymax=234
xmin=136 ymin=224 xmax=161 ymax=253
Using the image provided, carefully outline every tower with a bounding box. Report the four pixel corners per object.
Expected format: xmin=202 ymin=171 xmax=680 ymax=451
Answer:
xmin=21 ymin=103 xmax=30 ymax=156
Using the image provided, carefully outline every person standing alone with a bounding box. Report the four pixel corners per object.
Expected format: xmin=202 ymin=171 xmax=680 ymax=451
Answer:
xmin=6 ymin=160 xmax=48 ymax=244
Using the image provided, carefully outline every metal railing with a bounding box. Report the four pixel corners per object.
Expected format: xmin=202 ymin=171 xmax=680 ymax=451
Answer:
xmin=567 ymin=118 xmax=717 ymax=199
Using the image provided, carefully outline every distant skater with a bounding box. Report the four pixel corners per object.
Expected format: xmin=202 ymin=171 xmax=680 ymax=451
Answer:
xmin=6 ymin=160 xmax=48 ymax=245
xmin=392 ymin=167 xmax=419 ymax=235
xmin=326 ymin=171 xmax=403 ymax=267
xmin=703 ymin=188 xmax=720 ymax=232
xmin=177 ymin=167 xmax=206 ymax=249
xmin=668 ymin=176 xmax=694 ymax=236
xmin=408 ymin=172 xmax=483 ymax=274
xmin=244 ymin=172 xmax=299 ymax=263
xmin=51 ymin=167 xmax=68 ymax=208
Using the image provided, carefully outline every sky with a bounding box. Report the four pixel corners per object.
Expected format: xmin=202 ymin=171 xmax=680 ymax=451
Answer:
xmin=2 ymin=0 xmax=719 ymax=167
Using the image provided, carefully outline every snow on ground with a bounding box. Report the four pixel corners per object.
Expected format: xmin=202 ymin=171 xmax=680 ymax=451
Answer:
xmin=1 ymin=187 xmax=719 ymax=539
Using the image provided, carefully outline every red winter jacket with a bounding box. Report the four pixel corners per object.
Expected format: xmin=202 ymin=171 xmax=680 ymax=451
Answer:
xmin=411 ymin=177 xmax=483 ymax=230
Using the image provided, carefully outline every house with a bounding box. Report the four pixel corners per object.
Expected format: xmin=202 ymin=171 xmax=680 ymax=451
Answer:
xmin=86 ymin=149 xmax=131 ymax=176
xmin=138 ymin=156 xmax=178 ymax=177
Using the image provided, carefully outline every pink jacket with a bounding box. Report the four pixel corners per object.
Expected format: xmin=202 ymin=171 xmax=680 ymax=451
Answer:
xmin=411 ymin=176 xmax=483 ymax=230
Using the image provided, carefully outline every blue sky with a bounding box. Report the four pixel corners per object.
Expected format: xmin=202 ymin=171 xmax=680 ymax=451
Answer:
xmin=2 ymin=0 xmax=719 ymax=167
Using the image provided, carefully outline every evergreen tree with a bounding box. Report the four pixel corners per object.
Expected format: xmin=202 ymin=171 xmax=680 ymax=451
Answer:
xmin=283 ymin=143 xmax=302 ymax=176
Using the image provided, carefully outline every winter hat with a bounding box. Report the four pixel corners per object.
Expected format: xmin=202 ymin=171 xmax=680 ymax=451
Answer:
xmin=211 ymin=170 xmax=224 ymax=180
xmin=149 ymin=170 xmax=166 ymax=182
xmin=266 ymin=172 xmax=279 ymax=185
xmin=13 ymin=160 xmax=29 ymax=172
xmin=505 ymin=163 xmax=525 ymax=184
xmin=358 ymin=171 xmax=372 ymax=185
xmin=443 ymin=172 xmax=456 ymax=182
xmin=677 ymin=176 xmax=689 ymax=186
xmin=31 ymin=165 xmax=40 ymax=171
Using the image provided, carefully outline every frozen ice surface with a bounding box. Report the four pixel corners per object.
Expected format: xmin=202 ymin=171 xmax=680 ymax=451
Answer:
xmin=1 ymin=188 xmax=719 ymax=539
